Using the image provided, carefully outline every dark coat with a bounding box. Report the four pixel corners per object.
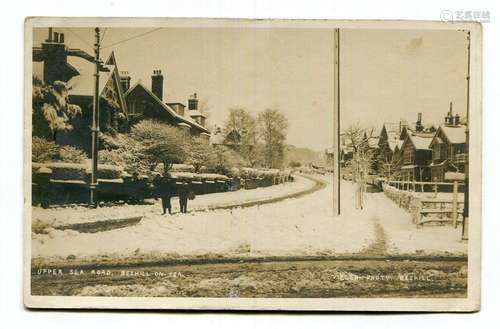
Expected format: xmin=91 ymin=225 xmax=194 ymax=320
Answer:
xmin=154 ymin=177 xmax=174 ymax=198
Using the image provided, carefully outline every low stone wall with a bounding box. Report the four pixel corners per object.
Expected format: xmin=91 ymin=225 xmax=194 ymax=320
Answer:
xmin=31 ymin=166 xmax=293 ymax=207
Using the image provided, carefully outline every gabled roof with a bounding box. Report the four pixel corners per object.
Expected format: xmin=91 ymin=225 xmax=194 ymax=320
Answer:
xmin=66 ymin=55 xmax=113 ymax=96
xmin=408 ymin=134 xmax=432 ymax=150
xmin=399 ymin=126 xmax=412 ymax=140
xmin=401 ymin=133 xmax=432 ymax=152
xmin=124 ymin=82 xmax=210 ymax=134
xmin=66 ymin=51 xmax=127 ymax=114
xmin=429 ymin=125 xmax=466 ymax=148
xmin=440 ymin=126 xmax=466 ymax=144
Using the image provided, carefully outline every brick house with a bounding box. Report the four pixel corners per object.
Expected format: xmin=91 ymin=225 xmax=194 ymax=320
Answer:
xmin=399 ymin=134 xmax=433 ymax=181
xmin=429 ymin=125 xmax=467 ymax=182
xmin=123 ymin=70 xmax=210 ymax=140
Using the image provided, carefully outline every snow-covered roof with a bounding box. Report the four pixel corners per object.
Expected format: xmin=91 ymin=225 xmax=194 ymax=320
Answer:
xmin=66 ymin=53 xmax=115 ymax=97
xmin=124 ymin=82 xmax=210 ymax=134
xmin=408 ymin=134 xmax=432 ymax=150
xmin=210 ymin=132 xmax=226 ymax=145
xmin=368 ymin=137 xmax=379 ymax=148
xmin=445 ymin=172 xmax=465 ymax=181
xmin=429 ymin=159 xmax=448 ymax=167
xmin=441 ymin=126 xmax=466 ymax=144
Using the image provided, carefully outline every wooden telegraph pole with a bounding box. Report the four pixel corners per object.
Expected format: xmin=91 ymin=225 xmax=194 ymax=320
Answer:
xmin=333 ymin=28 xmax=341 ymax=215
xmin=90 ymin=27 xmax=101 ymax=207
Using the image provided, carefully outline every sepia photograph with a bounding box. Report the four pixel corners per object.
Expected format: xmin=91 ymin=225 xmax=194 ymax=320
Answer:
xmin=24 ymin=18 xmax=482 ymax=311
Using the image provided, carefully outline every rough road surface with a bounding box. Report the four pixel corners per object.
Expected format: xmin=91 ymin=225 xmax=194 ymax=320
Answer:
xmin=30 ymin=174 xmax=468 ymax=297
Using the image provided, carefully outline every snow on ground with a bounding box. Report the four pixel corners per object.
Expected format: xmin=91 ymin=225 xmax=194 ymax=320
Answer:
xmin=356 ymin=183 xmax=468 ymax=255
xmin=32 ymin=175 xmax=315 ymax=227
xmin=31 ymin=175 xmax=467 ymax=264
xmin=32 ymin=175 xmax=376 ymax=261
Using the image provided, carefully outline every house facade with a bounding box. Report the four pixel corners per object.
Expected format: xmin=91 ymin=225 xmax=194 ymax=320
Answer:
xmin=429 ymin=124 xmax=467 ymax=182
xmin=399 ymin=134 xmax=433 ymax=181
xmin=33 ymin=28 xmax=129 ymax=152
xmin=33 ymin=28 xmax=211 ymax=152
xmin=123 ymin=70 xmax=210 ymax=140
xmin=376 ymin=123 xmax=403 ymax=178
xmin=211 ymin=128 xmax=254 ymax=154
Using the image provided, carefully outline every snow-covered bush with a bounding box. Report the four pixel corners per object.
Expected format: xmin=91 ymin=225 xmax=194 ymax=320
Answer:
xmin=32 ymin=137 xmax=59 ymax=163
xmin=59 ymin=145 xmax=87 ymax=163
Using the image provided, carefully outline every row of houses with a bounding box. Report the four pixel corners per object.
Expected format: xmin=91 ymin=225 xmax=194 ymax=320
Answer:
xmin=340 ymin=104 xmax=467 ymax=182
xmin=33 ymin=28 xmax=210 ymax=153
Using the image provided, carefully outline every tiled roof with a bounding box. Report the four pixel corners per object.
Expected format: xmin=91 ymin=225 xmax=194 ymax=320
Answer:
xmin=441 ymin=126 xmax=466 ymax=144
xmin=124 ymin=82 xmax=210 ymax=134
xmin=409 ymin=134 xmax=432 ymax=150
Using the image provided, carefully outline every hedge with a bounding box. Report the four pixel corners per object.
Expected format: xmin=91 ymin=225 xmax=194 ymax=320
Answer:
xmin=32 ymin=162 xmax=124 ymax=180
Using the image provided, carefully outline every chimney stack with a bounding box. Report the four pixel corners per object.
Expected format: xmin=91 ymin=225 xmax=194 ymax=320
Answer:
xmin=416 ymin=112 xmax=423 ymax=132
xmin=445 ymin=101 xmax=453 ymax=125
xmin=151 ymin=69 xmax=164 ymax=100
xmin=120 ymin=71 xmax=131 ymax=92
xmin=188 ymin=93 xmax=198 ymax=111
xmin=46 ymin=27 xmax=53 ymax=42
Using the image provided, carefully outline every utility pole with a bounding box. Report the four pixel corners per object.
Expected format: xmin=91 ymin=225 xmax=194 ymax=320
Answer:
xmin=90 ymin=27 xmax=101 ymax=207
xmin=333 ymin=28 xmax=341 ymax=215
xmin=462 ymin=30 xmax=471 ymax=240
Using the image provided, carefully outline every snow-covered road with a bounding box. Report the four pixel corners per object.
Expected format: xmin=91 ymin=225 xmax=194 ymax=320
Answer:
xmin=31 ymin=175 xmax=467 ymax=265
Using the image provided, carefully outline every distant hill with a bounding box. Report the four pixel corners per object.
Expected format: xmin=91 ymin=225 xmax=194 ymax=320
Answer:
xmin=284 ymin=145 xmax=326 ymax=167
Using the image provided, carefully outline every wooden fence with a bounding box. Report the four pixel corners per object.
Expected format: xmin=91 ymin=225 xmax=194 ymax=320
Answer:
xmin=382 ymin=181 xmax=464 ymax=228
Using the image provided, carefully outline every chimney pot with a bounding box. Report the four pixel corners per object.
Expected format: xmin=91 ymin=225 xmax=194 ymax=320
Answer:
xmin=59 ymin=33 xmax=64 ymax=43
xmin=53 ymin=32 xmax=59 ymax=43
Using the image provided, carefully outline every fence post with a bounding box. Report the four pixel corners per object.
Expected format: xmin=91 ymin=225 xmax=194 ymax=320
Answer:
xmin=433 ymin=183 xmax=438 ymax=198
xmin=452 ymin=180 xmax=458 ymax=228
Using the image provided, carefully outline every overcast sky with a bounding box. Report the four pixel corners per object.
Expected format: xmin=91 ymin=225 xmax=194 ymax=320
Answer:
xmin=34 ymin=27 xmax=468 ymax=151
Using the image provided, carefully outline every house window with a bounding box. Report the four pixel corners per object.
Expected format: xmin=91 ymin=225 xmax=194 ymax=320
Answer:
xmin=128 ymin=101 xmax=136 ymax=114
xmin=434 ymin=144 xmax=441 ymax=160
xmin=404 ymin=149 xmax=413 ymax=164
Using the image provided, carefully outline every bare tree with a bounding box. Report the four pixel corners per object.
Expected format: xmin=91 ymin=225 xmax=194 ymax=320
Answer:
xmin=342 ymin=123 xmax=377 ymax=209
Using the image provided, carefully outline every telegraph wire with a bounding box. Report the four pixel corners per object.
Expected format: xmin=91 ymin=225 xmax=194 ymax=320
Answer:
xmin=101 ymin=28 xmax=163 ymax=49
xmin=101 ymin=28 xmax=108 ymax=44
xmin=66 ymin=28 xmax=93 ymax=50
